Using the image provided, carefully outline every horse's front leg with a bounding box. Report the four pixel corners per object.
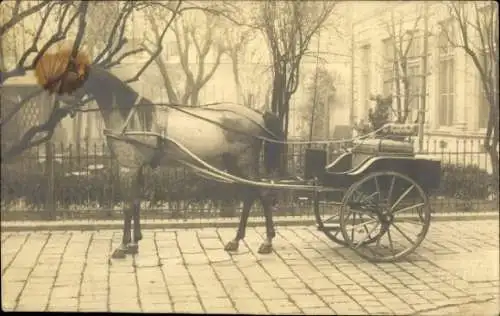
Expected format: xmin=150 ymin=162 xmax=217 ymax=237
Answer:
xmin=258 ymin=189 xmax=277 ymax=254
xmin=111 ymin=191 xmax=134 ymax=259
xmin=110 ymin=166 xmax=143 ymax=258
xmin=129 ymin=165 xmax=145 ymax=255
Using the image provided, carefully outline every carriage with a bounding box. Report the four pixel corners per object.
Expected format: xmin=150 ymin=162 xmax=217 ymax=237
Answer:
xmin=104 ymin=104 xmax=441 ymax=263
xmin=33 ymin=49 xmax=441 ymax=262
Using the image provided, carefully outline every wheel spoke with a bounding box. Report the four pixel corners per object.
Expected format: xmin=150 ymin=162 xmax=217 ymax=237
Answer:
xmin=387 ymin=228 xmax=396 ymax=255
xmin=374 ymin=176 xmax=381 ymax=200
xmin=351 ymin=212 xmax=356 ymax=241
xmin=360 ymin=191 xmax=379 ymax=203
xmin=351 ymin=189 xmax=363 ymax=202
xmin=349 ymin=208 xmax=378 ymax=218
xmin=390 ymin=185 xmax=415 ymax=212
xmin=392 ymin=222 xmax=416 ymax=245
xmin=394 ymin=218 xmax=425 ymax=226
xmin=392 ymin=202 xmax=425 ymax=215
xmin=388 ymin=176 xmax=395 ymax=203
xmin=345 ymin=218 xmax=379 ymax=231
xmin=363 ymin=224 xmax=373 ymax=238
xmin=333 ymin=230 xmax=342 ymax=239
xmin=354 ymin=223 xmax=380 ymax=249
xmin=323 ymin=213 xmax=340 ymax=223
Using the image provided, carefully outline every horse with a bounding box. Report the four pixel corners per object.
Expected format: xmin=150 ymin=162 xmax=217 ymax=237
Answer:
xmin=34 ymin=49 xmax=285 ymax=259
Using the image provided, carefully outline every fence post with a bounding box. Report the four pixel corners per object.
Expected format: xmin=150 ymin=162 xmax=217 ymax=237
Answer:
xmin=44 ymin=141 xmax=55 ymax=220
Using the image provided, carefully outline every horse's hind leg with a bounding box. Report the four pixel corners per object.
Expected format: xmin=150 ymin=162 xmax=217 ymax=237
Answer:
xmin=221 ymin=153 xmax=258 ymax=252
xmin=224 ymin=188 xmax=257 ymax=252
xmin=112 ymin=203 xmax=132 ymax=259
xmin=258 ymin=189 xmax=276 ymax=254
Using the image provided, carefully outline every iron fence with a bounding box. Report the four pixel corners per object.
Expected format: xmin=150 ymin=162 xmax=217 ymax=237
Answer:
xmin=1 ymin=137 xmax=498 ymax=222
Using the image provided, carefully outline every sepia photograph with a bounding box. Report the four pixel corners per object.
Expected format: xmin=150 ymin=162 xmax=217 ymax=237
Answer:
xmin=1 ymin=0 xmax=498 ymax=314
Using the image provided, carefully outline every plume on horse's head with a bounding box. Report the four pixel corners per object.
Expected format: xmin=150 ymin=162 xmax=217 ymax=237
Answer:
xmin=34 ymin=45 xmax=91 ymax=95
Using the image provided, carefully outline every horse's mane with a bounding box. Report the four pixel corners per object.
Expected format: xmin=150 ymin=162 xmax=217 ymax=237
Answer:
xmin=34 ymin=46 xmax=90 ymax=94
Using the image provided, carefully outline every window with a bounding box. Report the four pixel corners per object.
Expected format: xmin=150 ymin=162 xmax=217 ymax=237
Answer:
xmin=438 ymin=58 xmax=454 ymax=126
xmin=476 ymin=4 xmax=497 ymax=129
xmin=382 ymin=38 xmax=394 ymax=98
xmin=477 ymin=4 xmax=498 ymax=47
xmin=360 ymin=44 xmax=371 ymax=112
xmin=382 ymin=38 xmax=394 ymax=65
xmin=477 ymin=50 xmax=491 ymax=129
xmin=438 ymin=19 xmax=455 ymax=56
xmin=438 ymin=19 xmax=455 ymax=127
xmin=168 ymin=41 xmax=179 ymax=58
xmin=406 ymin=32 xmax=422 ymax=59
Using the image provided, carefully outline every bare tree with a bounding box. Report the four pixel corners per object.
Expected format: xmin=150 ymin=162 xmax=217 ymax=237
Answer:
xmin=299 ymin=65 xmax=339 ymax=141
xmin=221 ymin=26 xmax=256 ymax=105
xmin=381 ymin=4 xmax=424 ymax=123
xmin=1 ymin=0 xmax=183 ymax=162
xmin=441 ymin=1 xmax=499 ymax=189
xmin=255 ymin=1 xmax=337 ymax=138
xmin=144 ymin=8 xmax=230 ymax=105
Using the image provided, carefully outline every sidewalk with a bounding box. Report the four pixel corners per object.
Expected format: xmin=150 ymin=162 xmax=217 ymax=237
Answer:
xmin=2 ymin=219 xmax=499 ymax=314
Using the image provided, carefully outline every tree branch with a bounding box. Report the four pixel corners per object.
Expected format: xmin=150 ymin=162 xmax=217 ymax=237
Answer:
xmin=0 ymin=0 xmax=51 ymax=36
xmin=125 ymin=1 xmax=183 ymax=84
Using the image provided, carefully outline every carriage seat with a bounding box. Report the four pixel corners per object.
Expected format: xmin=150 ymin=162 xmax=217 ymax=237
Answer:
xmin=350 ymin=138 xmax=415 ymax=169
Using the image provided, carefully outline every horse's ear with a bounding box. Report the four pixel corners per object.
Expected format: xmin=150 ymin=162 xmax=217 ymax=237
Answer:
xmin=34 ymin=46 xmax=91 ymax=94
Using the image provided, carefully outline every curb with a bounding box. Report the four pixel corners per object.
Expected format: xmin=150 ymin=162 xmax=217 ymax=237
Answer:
xmin=1 ymin=212 xmax=498 ymax=232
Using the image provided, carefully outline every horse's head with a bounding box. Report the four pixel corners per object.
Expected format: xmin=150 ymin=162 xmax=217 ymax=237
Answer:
xmin=34 ymin=46 xmax=92 ymax=103
xmin=35 ymin=46 xmax=138 ymax=117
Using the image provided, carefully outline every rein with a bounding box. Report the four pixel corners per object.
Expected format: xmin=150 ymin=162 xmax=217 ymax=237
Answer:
xmin=75 ymin=102 xmax=387 ymax=145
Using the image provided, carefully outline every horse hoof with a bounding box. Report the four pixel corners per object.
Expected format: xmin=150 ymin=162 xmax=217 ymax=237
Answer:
xmin=258 ymin=242 xmax=273 ymax=254
xmin=126 ymin=243 xmax=139 ymax=255
xmin=224 ymin=240 xmax=239 ymax=252
xmin=111 ymin=247 xmax=127 ymax=259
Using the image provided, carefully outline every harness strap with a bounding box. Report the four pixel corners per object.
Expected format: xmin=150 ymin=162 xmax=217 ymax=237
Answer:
xmin=119 ymin=94 xmax=143 ymax=135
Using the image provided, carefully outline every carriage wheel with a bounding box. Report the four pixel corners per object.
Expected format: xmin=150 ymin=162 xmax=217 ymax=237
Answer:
xmin=314 ymin=191 xmax=382 ymax=247
xmin=340 ymin=171 xmax=431 ymax=262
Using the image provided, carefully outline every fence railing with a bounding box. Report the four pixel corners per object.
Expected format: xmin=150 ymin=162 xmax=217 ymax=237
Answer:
xmin=1 ymin=137 xmax=498 ymax=222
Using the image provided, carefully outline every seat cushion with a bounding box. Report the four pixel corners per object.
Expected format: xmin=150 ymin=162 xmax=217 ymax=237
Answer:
xmin=352 ymin=138 xmax=414 ymax=155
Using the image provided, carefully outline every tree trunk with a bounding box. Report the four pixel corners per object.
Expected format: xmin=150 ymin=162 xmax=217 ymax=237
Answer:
xmin=394 ymin=61 xmax=403 ymax=121
xmin=190 ymin=86 xmax=200 ymax=106
xmin=230 ymin=52 xmax=244 ymax=104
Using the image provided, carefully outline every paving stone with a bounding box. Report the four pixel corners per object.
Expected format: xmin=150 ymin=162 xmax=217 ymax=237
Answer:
xmin=233 ymin=299 xmax=268 ymax=313
xmin=2 ymin=221 xmax=499 ymax=316
xmin=290 ymin=294 xmax=326 ymax=308
xmin=141 ymin=303 xmax=173 ymax=313
xmin=173 ymin=300 xmax=204 ymax=313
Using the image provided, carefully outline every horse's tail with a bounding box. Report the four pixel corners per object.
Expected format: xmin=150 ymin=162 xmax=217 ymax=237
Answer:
xmin=262 ymin=111 xmax=285 ymax=175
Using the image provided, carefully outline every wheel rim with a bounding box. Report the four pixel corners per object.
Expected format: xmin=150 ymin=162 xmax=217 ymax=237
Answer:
xmin=316 ymin=198 xmax=347 ymax=246
xmin=340 ymin=171 xmax=431 ymax=262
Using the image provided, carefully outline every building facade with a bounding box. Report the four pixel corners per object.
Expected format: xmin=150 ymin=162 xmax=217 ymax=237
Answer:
xmin=351 ymin=1 xmax=493 ymax=141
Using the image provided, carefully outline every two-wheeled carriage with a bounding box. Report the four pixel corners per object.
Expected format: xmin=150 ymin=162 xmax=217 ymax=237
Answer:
xmin=304 ymin=124 xmax=440 ymax=263
xmin=33 ymin=49 xmax=441 ymax=261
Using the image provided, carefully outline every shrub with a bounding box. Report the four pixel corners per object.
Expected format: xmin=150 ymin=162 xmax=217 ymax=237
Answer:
xmin=1 ymin=163 xmax=247 ymax=210
xmin=439 ymin=163 xmax=494 ymax=200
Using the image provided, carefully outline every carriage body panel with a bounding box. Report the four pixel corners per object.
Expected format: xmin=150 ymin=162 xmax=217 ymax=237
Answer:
xmin=321 ymin=153 xmax=441 ymax=194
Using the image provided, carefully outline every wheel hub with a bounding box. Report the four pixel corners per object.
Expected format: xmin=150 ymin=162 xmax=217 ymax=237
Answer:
xmin=378 ymin=208 xmax=394 ymax=226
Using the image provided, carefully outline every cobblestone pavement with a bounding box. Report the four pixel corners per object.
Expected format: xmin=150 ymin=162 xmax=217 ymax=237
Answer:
xmin=2 ymin=219 xmax=499 ymax=314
